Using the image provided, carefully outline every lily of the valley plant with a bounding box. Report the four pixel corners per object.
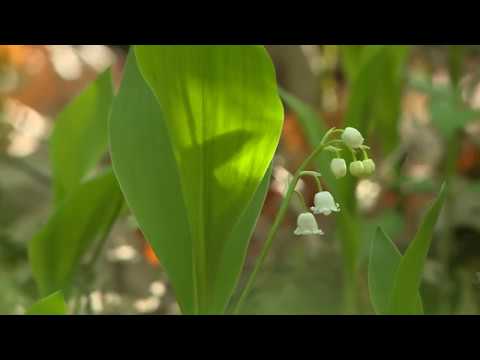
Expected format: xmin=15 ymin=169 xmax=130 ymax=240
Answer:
xmin=234 ymin=126 xmax=375 ymax=313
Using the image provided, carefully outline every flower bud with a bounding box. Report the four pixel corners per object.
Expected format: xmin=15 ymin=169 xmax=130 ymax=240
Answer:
xmin=342 ymin=127 xmax=364 ymax=149
xmin=349 ymin=160 xmax=365 ymax=177
xmin=330 ymin=158 xmax=347 ymax=179
xmin=294 ymin=213 xmax=324 ymax=236
xmin=362 ymin=159 xmax=376 ymax=176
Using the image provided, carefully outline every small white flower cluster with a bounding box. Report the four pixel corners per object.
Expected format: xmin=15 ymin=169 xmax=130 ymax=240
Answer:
xmin=294 ymin=127 xmax=374 ymax=237
xmin=294 ymin=191 xmax=340 ymax=236
xmin=338 ymin=127 xmax=376 ymax=179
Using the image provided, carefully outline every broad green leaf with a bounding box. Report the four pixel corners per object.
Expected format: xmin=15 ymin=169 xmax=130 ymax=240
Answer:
xmin=110 ymin=46 xmax=283 ymax=314
xmin=29 ymin=169 xmax=123 ymax=297
xmin=26 ymin=291 xmax=67 ymax=315
xmin=389 ymin=184 xmax=447 ymax=314
xmin=50 ymin=70 xmax=113 ymax=202
xmin=369 ymin=227 xmax=423 ymax=315
xmin=109 ymin=54 xmax=195 ymax=313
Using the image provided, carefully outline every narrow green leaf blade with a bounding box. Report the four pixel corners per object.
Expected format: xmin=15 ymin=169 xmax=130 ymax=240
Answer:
xmin=389 ymin=184 xmax=447 ymax=314
xmin=26 ymin=291 xmax=67 ymax=315
xmin=279 ymin=88 xmax=326 ymax=146
xmin=50 ymin=70 xmax=113 ymax=202
xmin=369 ymin=227 xmax=403 ymax=314
xmin=29 ymin=169 xmax=123 ymax=297
xmin=369 ymin=227 xmax=423 ymax=314
xmin=340 ymin=45 xmax=365 ymax=82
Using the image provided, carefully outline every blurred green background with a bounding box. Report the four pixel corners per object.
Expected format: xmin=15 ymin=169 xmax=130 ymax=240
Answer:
xmin=1 ymin=45 xmax=480 ymax=315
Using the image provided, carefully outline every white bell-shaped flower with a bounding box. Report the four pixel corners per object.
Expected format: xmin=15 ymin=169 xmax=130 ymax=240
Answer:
xmin=310 ymin=191 xmax=340 ymax=216
xmin=330 ymin=158 xmax=347 ymax=179
xmin=342 ymin=127 xmax=364 ymax=149
xmin=294 ymin=213 xmax=324 ymax=236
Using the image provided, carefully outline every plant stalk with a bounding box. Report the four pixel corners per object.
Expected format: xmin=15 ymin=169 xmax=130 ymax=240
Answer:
xmin=232 ymin=128 xmax=338 ymax=314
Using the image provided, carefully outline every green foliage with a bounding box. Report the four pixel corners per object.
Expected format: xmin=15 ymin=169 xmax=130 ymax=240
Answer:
xmin=26 ymin=291 xmax=67 ymax=315
xmin=410 ymin=78 xmax=480 ymax=140
xmin=279 ymin=88 xmax=326 ymax=147
xmin=369 ymin=184 xmax=447 ymax=314
xmin=50 ymin=70 xmax=113 ymax=202
xmin=342 ymin=45 xmax=409 ymax=154
xmin=110 ymin=46 xmax=283 ymax=314
xmin=29 ymin=170 xmax=123 ymax=297
xmin=340 ymin=45 xmax=365 ymax=82
xmin=360 ymin=209 xmax=405 ymax=265
xmin=28 ymin=68 xmax=121 ymax=305
xmin=448 ymin=45 xmax=466 ymax=88
xmin=369 ymin=228 xmax=422 ymax=315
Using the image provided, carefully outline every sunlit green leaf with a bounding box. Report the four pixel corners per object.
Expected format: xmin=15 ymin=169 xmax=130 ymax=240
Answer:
xmin=110 ymin=46 xmax=283 ymax=314
xmin=110 ymin=54 xmax=194 ymax=313
xmin=29 ymin=169 xmax=123 ymax=297
xmin=389 ymin=184 xmax=447 ymax=314
xmin=26 ymin=291 xmax=67 ymax=315
xmin=50 ymin=70 xmax=113 ymax=202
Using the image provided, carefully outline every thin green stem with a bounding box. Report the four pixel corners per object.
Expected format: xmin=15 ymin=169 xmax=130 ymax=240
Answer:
xmin=350 ymin=148 xmax=358 ymax=161
xmin=438 ymin=135 xmax=460 ymax=313
xmin=328 ymin=140 xmax=345 ymax=147
xmin=300 ymin=171 xmax=323 ymax=192
xmin=232 ymin=128 xmax=338 ymax=314
xmin=360 ymin=148 xmax=369 ymax=160
xmin=294 ymin=190 xmax=309 ymax=212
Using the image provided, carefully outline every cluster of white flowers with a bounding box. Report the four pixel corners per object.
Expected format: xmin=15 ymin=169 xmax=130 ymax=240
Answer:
xmin=293 ymin=191 xmax=340 ymax=236
xmin=333 ymin=127 xmax=376 ymax=178
xmin=294 ymin=127 xmax=375 ymax=236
